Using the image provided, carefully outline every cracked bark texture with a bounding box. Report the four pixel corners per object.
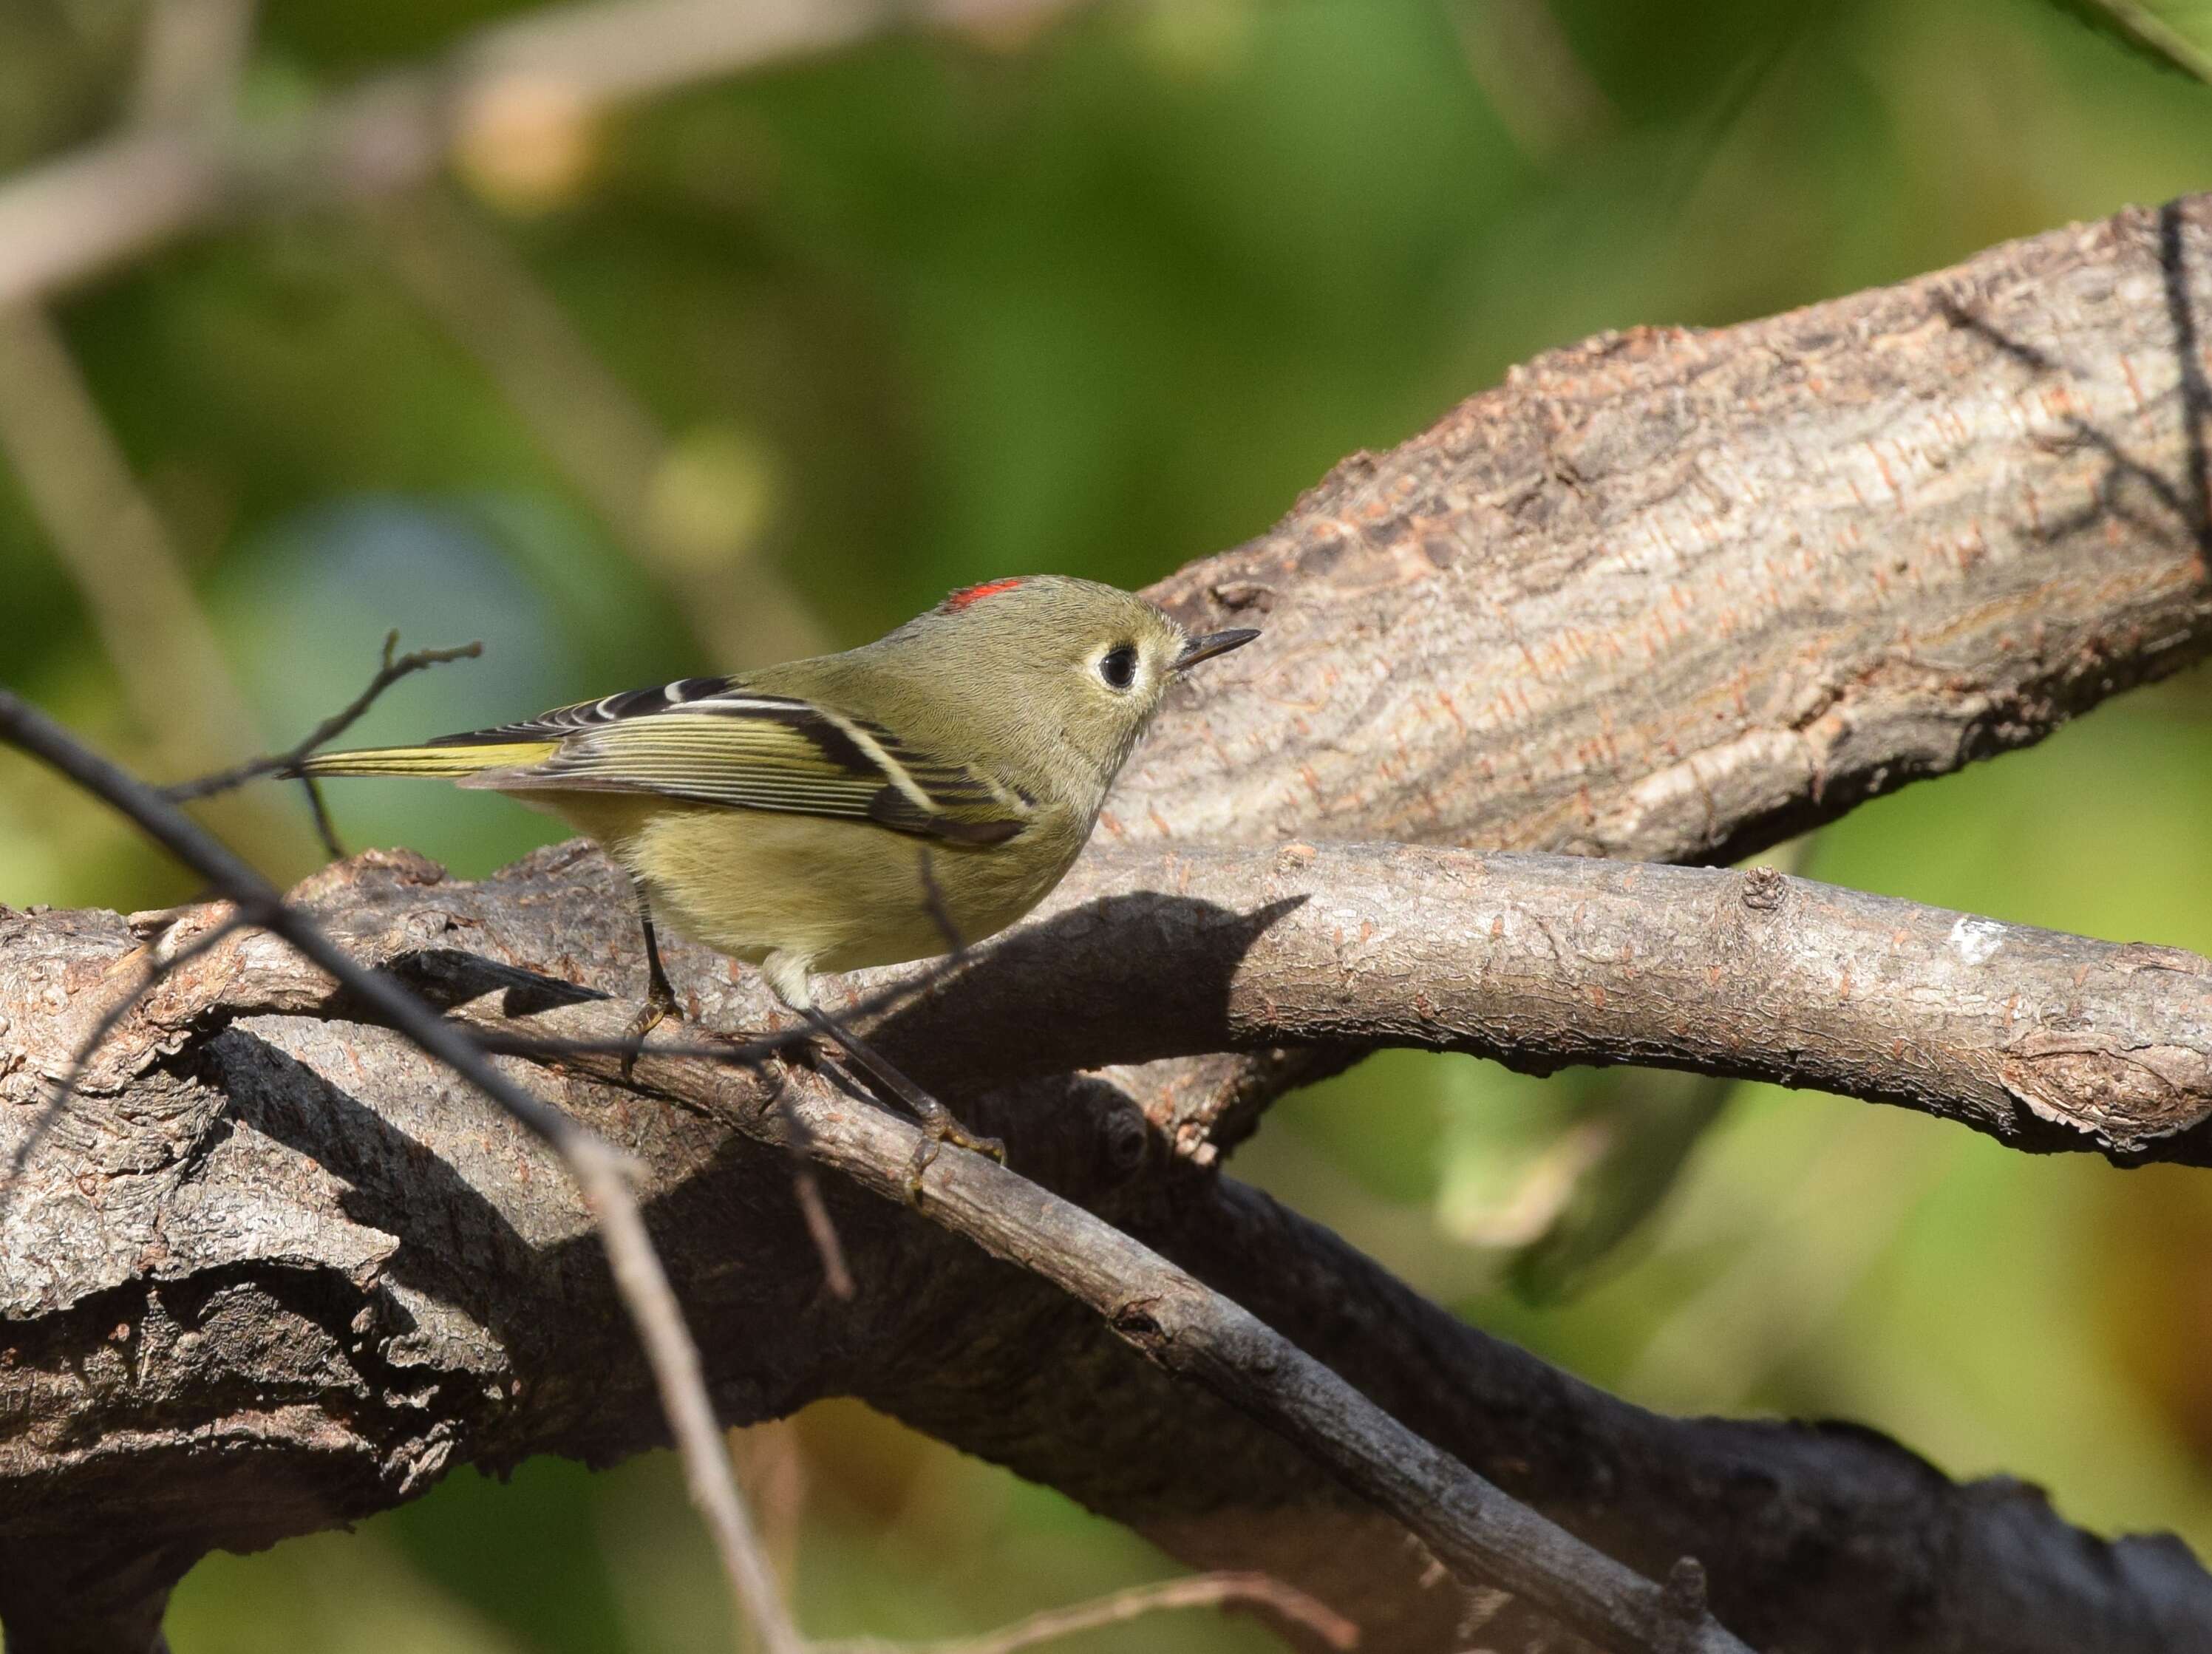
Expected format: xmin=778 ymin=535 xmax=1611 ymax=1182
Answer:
xmin=7 ymin=192 xmax=2212 ymax=1652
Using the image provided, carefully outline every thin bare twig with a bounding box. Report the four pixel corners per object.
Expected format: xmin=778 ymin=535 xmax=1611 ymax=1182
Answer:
xmin=582 ymin=1152 xmax=803 ymax=1654
xmin=161 ymin=630 xmax=483 ymax=858
xmin=464 ymin=987 xmax=1757 ymax=1654
xmin=812 ymin=1570 xmax=1361 ymax=1654
xmin=787 ymin=1152 xmax=856 ymax=1301
xmin=0 ymin=687 xmax=801 ymax=1654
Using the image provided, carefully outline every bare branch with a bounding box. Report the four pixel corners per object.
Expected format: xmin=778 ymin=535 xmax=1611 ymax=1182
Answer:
xmin=163 ymin=632 xmax=483 ymax=803
xmin=842 ymin=842 xmax=2212 ymax=1165
xmin=4 ymin=842 xmax=2205 ymax=1652
xmin=497 ymin=1004 xmax=1752 ymax=1654
xmin=1100 ymin=194 xmax=2212 ymax=1154
xmin=580 ymin=1148 xmax=803 ymax=1654
xmin=160 ymin=630 xmax=483 ymax=858
xmin=451 ymin=834 xmax=2212 ymax=1166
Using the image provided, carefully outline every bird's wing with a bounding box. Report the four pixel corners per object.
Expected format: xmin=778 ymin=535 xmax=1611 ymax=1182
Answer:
xmin=423 ymin=675 xmax=742 ymax=743
xmin=458 ymin=684 xmax=1033 ymax=845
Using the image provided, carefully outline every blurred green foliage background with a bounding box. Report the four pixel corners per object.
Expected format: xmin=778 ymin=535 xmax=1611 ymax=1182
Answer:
xmin=5 ymin=0 xmax=2212 ymax=1648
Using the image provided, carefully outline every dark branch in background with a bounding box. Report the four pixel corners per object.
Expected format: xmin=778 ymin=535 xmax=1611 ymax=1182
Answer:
xmin=160 ymin=631 xmax=482 ymax=858
xmin=1159 ymin=1175 xmax=2212 ymax=1654
xmin=0 ymin=689 xmax=804 ymax=1654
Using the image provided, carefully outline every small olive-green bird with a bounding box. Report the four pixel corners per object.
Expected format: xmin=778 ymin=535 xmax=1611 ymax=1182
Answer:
xmin=301 ymin=574 xmax=1256 ymax=1095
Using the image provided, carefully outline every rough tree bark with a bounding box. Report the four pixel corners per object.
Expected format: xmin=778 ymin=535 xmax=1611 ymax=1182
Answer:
xmin=856 ymin=843 xmax=2212 ymax=1163
xmin=6 ymin=194 xmax=2212 ymax=1652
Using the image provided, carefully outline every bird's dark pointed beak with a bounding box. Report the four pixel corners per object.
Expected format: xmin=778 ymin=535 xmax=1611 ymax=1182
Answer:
xmin=1174 ymin=627 xmax=1260 ymax=671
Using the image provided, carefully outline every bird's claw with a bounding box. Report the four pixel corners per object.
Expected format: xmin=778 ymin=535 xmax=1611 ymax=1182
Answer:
xmin=619 ymin=983 xmax=681 ymax=1080
xmin=902 ymin=1112 xmax=1007 ymax=1207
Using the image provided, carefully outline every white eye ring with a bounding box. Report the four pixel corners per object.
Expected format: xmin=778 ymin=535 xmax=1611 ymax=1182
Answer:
xmin=1097 ymin=644 xmax=1138 ymax=690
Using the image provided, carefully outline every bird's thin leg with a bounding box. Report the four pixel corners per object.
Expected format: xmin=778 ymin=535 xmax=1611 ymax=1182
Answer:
xmin=622 ymin=881 xmax=681 ymax=1074
xmin=799 ymin=1004 xmax=1005 ymax=1202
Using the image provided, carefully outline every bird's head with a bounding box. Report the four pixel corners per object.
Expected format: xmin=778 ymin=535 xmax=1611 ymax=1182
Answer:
xmin=888 ymin=574 xmax=1259 ymax=783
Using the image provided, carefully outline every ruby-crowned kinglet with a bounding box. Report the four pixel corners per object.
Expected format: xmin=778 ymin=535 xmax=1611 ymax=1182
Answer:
xmin=302 ymin=575 xmax=1257 ymax=1054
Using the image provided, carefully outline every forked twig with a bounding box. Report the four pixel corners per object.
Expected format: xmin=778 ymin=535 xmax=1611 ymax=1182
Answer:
xmin=160 ymin=630 xmax=483 ymax=858
xmin=583 ymin=1151 xmax=801 ymax=1654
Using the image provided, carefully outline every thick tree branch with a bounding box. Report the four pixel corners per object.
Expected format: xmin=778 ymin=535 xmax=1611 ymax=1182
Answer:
xmin=113 ymin=840 xmax=2212 ymax=1168
xmin=5 ymin=841 xmax=2210 ymax=1651
xmin=1107 ymin=194 xmax=2212 ymax=1143
xmin=1121 ymin=199 xmax=2212 ymax=866
xmin=852 ymin=843 xmax=2212 ymax=1164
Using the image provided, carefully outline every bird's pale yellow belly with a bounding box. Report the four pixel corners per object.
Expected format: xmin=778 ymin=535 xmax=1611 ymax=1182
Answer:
xmin=515 ymin=792 xmax=1083 ymax=981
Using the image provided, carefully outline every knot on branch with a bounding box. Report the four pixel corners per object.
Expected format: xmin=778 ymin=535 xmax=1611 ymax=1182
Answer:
xmin=1738 ymin=865 xmax=1787 ymax=911
xmin=1658 ymin=1556 xmax=1709 ymax=1653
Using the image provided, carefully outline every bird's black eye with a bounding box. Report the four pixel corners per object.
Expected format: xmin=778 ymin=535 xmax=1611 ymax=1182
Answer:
xmin=1098 ymin=644 xmax=1138 ymax=690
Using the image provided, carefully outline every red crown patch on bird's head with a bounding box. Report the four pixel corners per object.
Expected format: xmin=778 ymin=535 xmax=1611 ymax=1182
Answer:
xmin=942 ymin=577 xmax=1026 ymax=612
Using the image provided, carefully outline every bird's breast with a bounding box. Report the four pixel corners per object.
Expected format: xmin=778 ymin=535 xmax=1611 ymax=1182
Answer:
xmin=616 ymin=800 xmax=1092 ymax=978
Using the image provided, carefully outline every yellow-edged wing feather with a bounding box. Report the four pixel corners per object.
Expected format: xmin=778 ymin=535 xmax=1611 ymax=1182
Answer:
xmin=302 ymin=678 xmax=1030 ymax=845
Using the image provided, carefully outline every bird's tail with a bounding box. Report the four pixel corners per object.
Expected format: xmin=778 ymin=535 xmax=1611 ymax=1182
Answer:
xmin=293 ymin=741 xmax=555 ymax=780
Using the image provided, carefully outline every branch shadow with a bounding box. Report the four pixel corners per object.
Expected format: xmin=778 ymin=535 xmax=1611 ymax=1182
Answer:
xmin=2159 ymin=197 xmax=2212 ymax=549
xmin=866 ymin=891 xmax=1309 ymax=1092
xmin=1936 ymin=203 xmax=2212 ymax=562
xmin=371 ymin=946 xmax=605 ymax=1018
